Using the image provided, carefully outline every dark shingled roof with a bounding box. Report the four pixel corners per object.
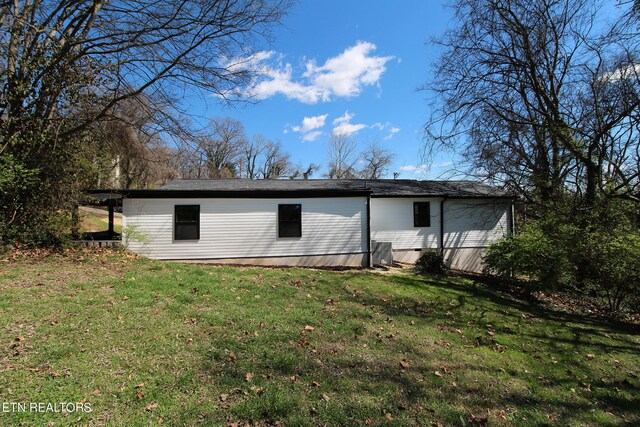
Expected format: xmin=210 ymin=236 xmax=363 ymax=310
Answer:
xmin=152 ymin=179 xmax=512 ymax=198
xmin=367 ymin=179 xmax=512 ymax=198
xmin=159 ymin=179 xmax=368 ymax=193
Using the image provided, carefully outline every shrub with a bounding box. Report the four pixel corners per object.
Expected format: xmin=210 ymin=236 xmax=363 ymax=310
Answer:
xmin=483 ymin=224 xmax=572 ymax=288
xmin=580 ymin=229 xmax=640 ymax=313
xmin=484 ymin=202 xmax=640 ymax=314
xmin=416 ymin=250 xmax=447 ymax=275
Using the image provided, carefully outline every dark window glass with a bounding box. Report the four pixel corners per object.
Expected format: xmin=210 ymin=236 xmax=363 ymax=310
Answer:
xmin=175 ymin=205 xmax=200 ymax=240
xmin=413 ymin=202 xmax=431 ymax=227
xmin=278 ymin=204 xmax=302 ymax=238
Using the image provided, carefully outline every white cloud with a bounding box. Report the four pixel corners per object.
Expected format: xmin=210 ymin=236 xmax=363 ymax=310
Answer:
xmin=370 ymin=122 xmax=400 ymax=140
xmin=332 ymin=111 xmax=367 ymax=136
xmin=400 ymin=164 xmax=429 ymax=174
xmin=290 ymin=114 xmax=328 ymax=142
xmin=332 ymin=111 xmax=354 ymax=126
xmin=384 ymin=127 xmax=400 ymax=140
xmin=251 ymin=64 xmax=324 ymax=104
xmin=602 ymin=62 xmax=640 ymax=83
xmin=292 ymin=114 xmax=328 ymax=134
xmin=228 ymin=42 xmax=393 ymax=104
xmin=400 ymin=161 xmax=452 ymax=175
xmin=223 ymin=50 xmax=275 ymax=73
xmin=302 ymin=130 xmax=323 ymax=142
xmin=304 ymin=42 xmax=393 ymax=99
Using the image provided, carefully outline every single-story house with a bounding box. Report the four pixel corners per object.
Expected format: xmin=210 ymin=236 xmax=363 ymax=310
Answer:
xmin=94 ymin=179 xmax=513 ymax=272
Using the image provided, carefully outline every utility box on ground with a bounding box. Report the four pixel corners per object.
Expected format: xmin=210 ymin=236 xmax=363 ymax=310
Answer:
xmin=371 ymin=240 xmax=393 ymax=266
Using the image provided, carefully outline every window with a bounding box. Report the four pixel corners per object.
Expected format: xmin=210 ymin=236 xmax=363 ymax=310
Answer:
xmin=175 ymin=205 xmax=200 ymax=240
xmin=278 ymin=204 xmax=302 ymax=238
xmin=413 ymin=202 xmax=431 ymax=227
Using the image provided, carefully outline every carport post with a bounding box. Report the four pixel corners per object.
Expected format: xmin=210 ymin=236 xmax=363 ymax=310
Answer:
xmin=108 ymin=202 xmax=114 ymax=238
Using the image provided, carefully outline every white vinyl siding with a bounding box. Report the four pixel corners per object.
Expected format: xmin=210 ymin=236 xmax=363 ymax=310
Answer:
xmin=370 ymin=198 xmax=441 ymax=250
xmin=443 ymin=200 xmax=509 ymax=248
xmin=370 ymin=197 xmax=509 ymax=251
xmin=122 ymin=197 xmax=367 ymax=260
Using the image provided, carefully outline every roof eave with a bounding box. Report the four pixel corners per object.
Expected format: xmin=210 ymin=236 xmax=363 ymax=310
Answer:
xmin=87 ymin=189 xmax=372 ymax=199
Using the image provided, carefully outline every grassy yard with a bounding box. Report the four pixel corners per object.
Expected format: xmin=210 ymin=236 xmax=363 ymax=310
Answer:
xmin=79 ymin=208 xmax=123 ymax=235
xmin=0 ymin=250 xmax=638 ymax=426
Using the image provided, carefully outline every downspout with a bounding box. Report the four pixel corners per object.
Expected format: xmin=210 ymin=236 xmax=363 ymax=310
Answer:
xmin=439 ymin=197 xmax=447 ymax=255
xmin=366 ymin=193 xmax=372 ymax=268
xmin=509 ymin=201 xmax=515 ymax=236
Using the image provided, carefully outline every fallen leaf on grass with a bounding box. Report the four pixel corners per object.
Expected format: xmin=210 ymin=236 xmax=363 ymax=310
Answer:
xmin=434 ymin=371 xmax=442 ymax=377
xmin=304 ymin=325 xmax=315 ymax=331
xmin=219 ymin=394 xmax=228 ymax=402
xmin=245 ymin=372 xmax=254 ymax=382
xmin=250 ymin=386 xmax=265 ymax=395
xmin=146 ymin=402 xmax=159 ymax=411
xmin=260 ymin=322 xmax=266 ymax=329
xmin=468 ymin=414 xmax=488 ymax=427
xmin=586 ymin=354 xmax=595 ymax=360
xmin=91 ymin=389 xmax=101 ymax=396
xmin=50 ymin=370 xmax=60 ymax=377
xmin=135 ymin=383 xmax=145 ymax=388
xmin=311 ymin=381 xmax=320 ymax=387
xmin=399 ymin=360 xmax=410 ymax=369
xmin=321 ymin=393 xmax=330 ymax=401
xmin=15 ymin=336 xmax=25 ymax=342
xmin=228 ymin=352 xmax=237 ymax=362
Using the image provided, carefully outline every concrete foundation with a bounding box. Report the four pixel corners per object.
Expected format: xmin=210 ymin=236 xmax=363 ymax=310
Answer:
xmin=392 ymin=249 xmax=423 ymax=264
xmin=442 ymin=247 xmax=487 ymax=273
xmin=392 ymin=247 xmax=487 ymax=273
xmin=176 ymin=252 xmax=368 ymax=268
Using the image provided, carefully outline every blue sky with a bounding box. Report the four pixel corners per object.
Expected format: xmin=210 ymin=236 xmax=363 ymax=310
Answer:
xmin=189 ymin=1 xmax=454 ymax=179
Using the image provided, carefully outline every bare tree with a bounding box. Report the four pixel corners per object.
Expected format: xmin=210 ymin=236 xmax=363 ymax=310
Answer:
xmin=94 ymin=95 xmax=176 ymax=188
xmin=173 ymin=141 xmax=208 ymax=180
xmin=360 ymin=141 xmax=395 ymax=179
xmin=240 ymin=135 xmax=266 ymax=179
xmin=259 ymin=139 xmax=291 ymax=179
xmin=0 ymin=0 xmax=289 ymax=242
xmin=198 ymin=117 xmax=247 ymax=178
xmin=290 ymin=163 xmax=319 ymax=179
xmin=1 ymin=0 xmax=289 ymax=144
xmin=326 ymin=133 xmax=358 ymax=179
xmin=424 ymin=0 xmax=640 ymax=208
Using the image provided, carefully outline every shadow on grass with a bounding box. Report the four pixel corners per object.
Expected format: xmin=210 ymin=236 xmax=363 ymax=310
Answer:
xmin=384 ymin=273 xmax=640 ymax=335
xmin=188 ymin=269 xmax=640 ymax=426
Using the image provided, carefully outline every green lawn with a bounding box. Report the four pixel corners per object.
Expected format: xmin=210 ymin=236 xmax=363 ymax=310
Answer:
xmin=80 ymin=211 xmax=123 ymax=235
xmin=0 ymin=250 xmax=638 ymax=426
